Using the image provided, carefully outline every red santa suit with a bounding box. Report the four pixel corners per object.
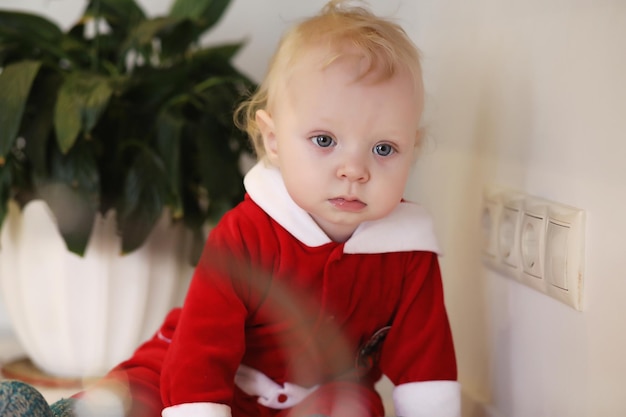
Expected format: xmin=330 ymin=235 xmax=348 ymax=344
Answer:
xmin=159 ymin=161 xmax=460 ymax=417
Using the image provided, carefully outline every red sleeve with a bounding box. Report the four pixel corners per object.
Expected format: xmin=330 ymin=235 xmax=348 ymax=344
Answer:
xmin=160 ymin=198 xmax=269 ymax=408
xmin=380 ymin=252 xmax=457 ymax=384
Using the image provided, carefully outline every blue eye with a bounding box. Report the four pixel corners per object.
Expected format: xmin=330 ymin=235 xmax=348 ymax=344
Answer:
xmin=374 ymin=143 xmax=395 ymax=156
xmin=311 ymin=135 xmax=335 ymax=148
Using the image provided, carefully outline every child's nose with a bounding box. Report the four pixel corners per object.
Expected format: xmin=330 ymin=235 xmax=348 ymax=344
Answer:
xmin=337 ymin=157 xmax=370 ymax=183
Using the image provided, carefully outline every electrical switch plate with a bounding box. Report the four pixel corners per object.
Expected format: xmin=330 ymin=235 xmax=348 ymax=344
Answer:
xmin=521 ymin=213 xmax=544 ymax=278
xmin=481 ymin=187 xmax=506 ymax=270
xmin=544 ymin=203 xmax=585 ymax=310
xmin=497 ymin=192 xmax=524 ymax=279
xmin=481 ymin=198 xmax=499 ymax=260
xmin=499 ymin=206 xmax=520 ymax=268
xmin=520 ymin=198 xmax=547 ymax=280
xmin=517 ymin=199 xmax=548 ymax=293
xmin=482 ymin=185 xmax=585 ymax=311
xmin=545 ymin=221 xmax=569 ymax=289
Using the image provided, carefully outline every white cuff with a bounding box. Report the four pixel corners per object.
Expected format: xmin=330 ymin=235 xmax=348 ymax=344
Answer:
xmin=393 ymin=380 xmax=461 ymax=417
xmin=162 ymin=402 xmax=231 ymax=417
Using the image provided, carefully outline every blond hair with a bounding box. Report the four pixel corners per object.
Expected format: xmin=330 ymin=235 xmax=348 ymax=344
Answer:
xmin=234 ymin=0 xmax=423 ymax=158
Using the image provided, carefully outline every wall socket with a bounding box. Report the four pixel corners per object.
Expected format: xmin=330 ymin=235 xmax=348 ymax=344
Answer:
xmin=482 ymin=185 xmax=586 ymax=311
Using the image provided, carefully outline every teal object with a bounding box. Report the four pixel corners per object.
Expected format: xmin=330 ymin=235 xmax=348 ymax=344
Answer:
xmin=49 ymin=398 xmax=74 ymax=417
xmin=0 ymin=380 xmax=74 ymax=417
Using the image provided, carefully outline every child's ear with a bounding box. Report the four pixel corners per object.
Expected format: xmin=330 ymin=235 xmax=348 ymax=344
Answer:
xmin=256 ymin=109 xmax=279 ymax=165
xmin=412 ymin=127 xmax=425 ymax=162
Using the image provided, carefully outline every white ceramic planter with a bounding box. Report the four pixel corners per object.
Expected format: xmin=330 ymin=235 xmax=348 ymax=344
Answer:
xmin=0 ymin=200 xmax=194 ymax=378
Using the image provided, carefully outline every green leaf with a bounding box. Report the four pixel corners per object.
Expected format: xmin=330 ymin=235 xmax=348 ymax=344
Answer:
xmin=184 ymin=43 xmax=249 ymax=82
xmin=54 ymin=72 xmax=113 ymax=153
xmin=192 ymin=75 xmax=237 ymax=95
xmin=0 ymin=162 xmax=11 ymax=230
xmin=84 ymin=0 xmax=146 ymax=31
xmin=0 ymin=60 xmax=42 ymax=163
xmin=0 ymin=0 xmax=253 ymax=257
xmin=194 ymin=119 xmax=244 ymax=207
xmin=132 ymin=17 xmax=181 ymax=45
xmin=169 ymin=0 xmax=232 ymax=34
xmin=36 ymin=143 xmax=100 ymax=255
xmin=82 ymin=0 xmax=147 ymax=70
xmin=0 ymin=11 xmax=62 ymax=43
xmin=117 ymin=146 xmax=169 ymax=254
xmin=21 ymin=71 xmax=63 ymax=174
xmin=0 ymin=11 xmax=67 ymax=60
xmin=47 ymin=142 xmax=101 ymax=203
xmin=37 ymin=181 xmax=97 ymax=256
xmin=194 ymin=42 xmax=244 ymax=63
xmin=119 ymin=16 xmax=180 ymax=59
xmin=53 ymin=86 xmax=82 ymax=154
xmin=156 ymin=110 xmax=183 ymax=218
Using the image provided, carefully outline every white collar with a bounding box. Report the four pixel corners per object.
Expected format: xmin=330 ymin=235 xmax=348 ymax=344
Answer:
xmin=243 ymin=162 xmax=440 ymax=254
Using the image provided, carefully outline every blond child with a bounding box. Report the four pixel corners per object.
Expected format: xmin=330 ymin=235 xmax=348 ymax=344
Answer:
xmin=0 ymin=1 xmax=460 ymax=416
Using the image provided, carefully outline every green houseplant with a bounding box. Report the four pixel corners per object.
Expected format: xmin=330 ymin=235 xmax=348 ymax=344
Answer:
xmin=0 ymin=0 xmax=256 ymax=378
xmin=0 ymin=0 xmax=255 ymax=257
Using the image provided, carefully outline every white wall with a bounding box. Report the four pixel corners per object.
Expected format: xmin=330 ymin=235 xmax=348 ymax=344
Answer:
xmin=404 ymin=1 xmax=626 ymax=416
xmin=1 ymin=1 xmax=625 ymax=416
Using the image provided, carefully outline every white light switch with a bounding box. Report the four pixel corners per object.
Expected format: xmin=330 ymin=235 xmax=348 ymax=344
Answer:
xmin=544 ymin=204 xmax=585 ymax=310
xmin=545 ymin=221 xmax=569 ymax=290
xmin=482 ymin=201 xmax=498 ymax=258
xmin=482 ymin=185 xmax=585 ymax=311
xmin=521 ymin=213 xmax=545 ymax=279
xmin=499 ymin=207 xmax=519 ymax=267
xmin=518 ymin=199 xmax=548 ymax=293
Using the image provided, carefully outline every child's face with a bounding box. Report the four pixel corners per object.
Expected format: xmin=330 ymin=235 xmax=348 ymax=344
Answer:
xmin=257 ymin=49 xmax=423 ymax=242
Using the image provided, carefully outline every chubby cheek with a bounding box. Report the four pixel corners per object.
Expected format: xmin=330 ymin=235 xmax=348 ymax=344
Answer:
xmin=278 ymin=141 xmax=328 ymax=182
xmin=378 ymin=183 xmax=405 ymax=209
xmin=276 ymin=133 xmax=308 ymax=165
xmin=374 ymin=167 xmax=411 ymax=204
xmin=282 ymin=169 xmax=322 ymax=213
xmin=287 ymin=166 xmax=323 ymax=199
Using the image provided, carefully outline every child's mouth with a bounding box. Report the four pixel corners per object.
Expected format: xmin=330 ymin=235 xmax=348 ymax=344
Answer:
xmin=329 ymin=198 xmax=367 ymax=212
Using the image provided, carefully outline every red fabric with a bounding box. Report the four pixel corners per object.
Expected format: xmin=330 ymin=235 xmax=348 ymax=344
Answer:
xmin=159 ymin=195 xmax=457 ymax=415
xmin=279 ymin=381 xmax=385 ymax=417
